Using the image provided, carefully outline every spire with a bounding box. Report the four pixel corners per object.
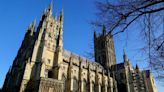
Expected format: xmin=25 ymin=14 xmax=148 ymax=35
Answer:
xmin=32 ymin=19 xmax=36 ymax=27
xmin=26 ymin=19 xmax=36 ymax=36
xmin=102 ymin=25 xmax=106 ymax=35
xmin=123 ymin=49 xmax=128 ymax=62
xmin=28 ymin=19 xmax=36 ymax=30
xmin=45 ymin=1 xmax=53 ymax=16
xmin=48 ymin=0 xmax=53 ymax=11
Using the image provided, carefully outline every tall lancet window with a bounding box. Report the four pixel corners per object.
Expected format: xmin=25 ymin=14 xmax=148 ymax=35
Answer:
xmin=73 ymin=77 xmax=79 ymax=92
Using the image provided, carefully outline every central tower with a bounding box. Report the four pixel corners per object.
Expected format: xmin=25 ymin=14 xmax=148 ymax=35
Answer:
xmin=94 ymin=26 xmax=116 ymax=69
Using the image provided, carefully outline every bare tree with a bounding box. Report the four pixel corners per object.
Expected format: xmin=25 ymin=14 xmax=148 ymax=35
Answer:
xmin=93 ymin=0 xmax=164 ymax=79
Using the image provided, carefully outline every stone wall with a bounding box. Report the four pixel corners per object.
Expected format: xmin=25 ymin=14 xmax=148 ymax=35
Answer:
xmin=38 ymin=78 xmax=64 ymax=92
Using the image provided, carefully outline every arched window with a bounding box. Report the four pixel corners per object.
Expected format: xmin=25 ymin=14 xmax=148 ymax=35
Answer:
xmin=62 ymin=75 xmax=67 ymax=92
xmin=73 ymin=77 xmax=78 ymax=92
xmin=83 ymin=79 xmax=87 ymax=92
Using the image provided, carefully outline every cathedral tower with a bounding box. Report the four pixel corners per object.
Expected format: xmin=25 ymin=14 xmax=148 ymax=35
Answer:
xmin=2 ymin=3 xmax=64 ymax=92
xmin=94 ymin=26 xmax=116 ymax=69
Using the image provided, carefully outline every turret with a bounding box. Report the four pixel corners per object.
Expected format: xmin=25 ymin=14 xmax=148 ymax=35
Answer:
xmin=56 ymin=10 xmax=64 ymax=48
xmin=28 ymin=19 xmax=36 ymax=30
xmin=25 ymin=19 xmax=36 ymax=37
xmin=41 ymin=1 xmax=53 ymax=20
xmin=47 ymin=1 xmax=53 ymax=16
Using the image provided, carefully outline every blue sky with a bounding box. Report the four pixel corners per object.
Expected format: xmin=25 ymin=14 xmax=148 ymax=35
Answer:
xmin=0 ymin=0 xmax=163 ymax=91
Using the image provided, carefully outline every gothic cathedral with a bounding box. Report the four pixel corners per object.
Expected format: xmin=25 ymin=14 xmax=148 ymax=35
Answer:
xmin=2 ymin=3 xmax=157 ymax=92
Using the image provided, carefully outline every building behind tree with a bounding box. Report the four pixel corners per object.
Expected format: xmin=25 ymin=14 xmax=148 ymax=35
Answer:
xmin=2 ymin=3 xmax=157 ymax=92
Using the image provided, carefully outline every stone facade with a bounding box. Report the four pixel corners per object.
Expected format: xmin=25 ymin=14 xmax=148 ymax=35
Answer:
xmin=2 ymin=3 xmax=157 ymax=92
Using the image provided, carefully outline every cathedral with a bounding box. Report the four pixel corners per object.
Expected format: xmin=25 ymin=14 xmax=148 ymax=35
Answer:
xmin=2 ymin=3 xmax=157 ymax=92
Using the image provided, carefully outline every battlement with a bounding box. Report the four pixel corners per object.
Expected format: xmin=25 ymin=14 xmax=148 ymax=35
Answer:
xmin=63 ymin=49 xmax=105 ymax=73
